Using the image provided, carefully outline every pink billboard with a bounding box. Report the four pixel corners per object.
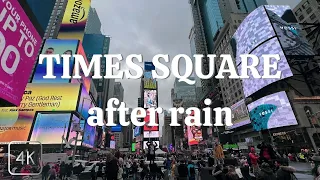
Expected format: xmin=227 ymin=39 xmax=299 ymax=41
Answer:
xmin=187 ymin=111 xmax=203 ymax=146
xmin=0 ymin=0 xmax=41 ymax=106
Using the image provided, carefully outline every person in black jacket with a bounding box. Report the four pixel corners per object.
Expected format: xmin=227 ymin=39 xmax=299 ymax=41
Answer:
xmin=257 ymin=163 xmax=276 ymax=180
xmin=177 ymin=160 xmax=188 ymax=180
xmin=276 ymin=158 xmax=297 ymax=180
xmin=104 ymin=153 xmax=119 ymax=180
xmin=42 ymin=163 xmax=50 ymax=180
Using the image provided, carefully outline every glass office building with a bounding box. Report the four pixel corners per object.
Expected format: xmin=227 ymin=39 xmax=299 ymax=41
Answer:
xmin=26 ymin=0 xmax=55 ymax=31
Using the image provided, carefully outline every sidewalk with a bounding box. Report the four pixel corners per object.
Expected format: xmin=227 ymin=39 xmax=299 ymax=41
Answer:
xmin=289 ymin=161 xmax=312 ymax=174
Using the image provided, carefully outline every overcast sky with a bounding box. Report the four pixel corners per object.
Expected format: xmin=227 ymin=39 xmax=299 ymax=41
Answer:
xmin=91 ymin=0 xmax=301 ymax=128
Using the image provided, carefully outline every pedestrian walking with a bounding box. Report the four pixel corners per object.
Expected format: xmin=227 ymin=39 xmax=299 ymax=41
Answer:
xmin=256 ymin=163 xmax=276 ymax=180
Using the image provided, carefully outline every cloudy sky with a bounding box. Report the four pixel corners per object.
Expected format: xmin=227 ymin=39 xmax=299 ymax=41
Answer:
xmin=91 ymin=0 xmax=301 ymax=113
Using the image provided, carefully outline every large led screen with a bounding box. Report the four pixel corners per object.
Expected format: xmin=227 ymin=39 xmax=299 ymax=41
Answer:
xmin=143 ymin=110 xmax=159 ymax=131
xmin=226 ymin=99 xmax=251 ymax=130
xmin=29 ymin=113 xmax=71 ymax=144
xmin=71 ymin=43 xmax=91 ymax=93
xmin=187 ymin=111 xmax=203 ymax=146
xmin=265 ymin=5 xmax=314 ymax=56
xmin=143 ymin=131 xmax=160 ymax=138
xmin=0 ymin=0 xmax=42 ymax=106
xmin=144 ymin=90 xmax=157 ymax=108
xmin=132 ymin=143 xmax=136 ymax=152
xmin=144 ymin=71 xmax=157 ymax=89
xmin=77 ymin=85 xmax=95 ymax=120
xmin=58 ymin=0 xmax=91 ymax=41
xmin=110 ymin=141 xmax=116 ymax=149
xmin=232 ymin=6 xmax=275 ymax=66
xmin=68 ymin=115 xmax=85 ymax=146
xmin=111 ymin=124 xmax=122 ymax=132
xmin=247 ymin=91 xmax=298 ymax=131
xmin=144 ymin=62 xmax=155 ymax=71
xmin=143 ymin=141 xmax=160 ymax=149
xmin=32 ymin=39 xmax=79 ymax=83
xmin=0 ymin=83 xmax=80 ymax=143
xmin=134 ymin=126 xmax=141 ymax=137
xmin=238 ymin=37 xmax=293 ymax=97
xmin=82 ymin=121 xmax=96 ymax=148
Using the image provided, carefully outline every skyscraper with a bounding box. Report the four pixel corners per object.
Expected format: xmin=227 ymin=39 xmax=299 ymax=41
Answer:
xmin=26 ymin=0 xmax=55 ymax=31
xmin=85 ymin=8 xmax=102 ymax=34
xmin=113 ymin=82 xmax=125 ymax=147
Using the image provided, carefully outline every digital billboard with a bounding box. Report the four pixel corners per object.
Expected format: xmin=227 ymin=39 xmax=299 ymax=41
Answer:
xmin=132 ymin=143 xmax=136 ymax=152
xmin=32 ymin=39 xmax=79 ymax=83
xmin=110 ymin=141 xmax=116 ymax=149
xmin=71 ymin=43 xmax=91 ymax=93
xmin=187 ymin=111 xmax=203 ymax=146
xmin=58 ymin=0 xmax=91 ymax=41
xmin=265 ymin=5 xmax=314 ymax=56
xmin=77 ymin=85 xmax=95 ymax=120
xmin=0 ymin=83 xmax=80 ymax=143
xmin=68 ymin=115 xmax=85 ymax=146
xmin=143 ymin=110 xmax=159 ymax=131
xmin=0 ymin=0 xmax=42 ymax=106
xmin=144 ymin=71 xmax=157 ymax=89
xmin=238 ymin=37 xmax=293 ymax=97
xmin=134 ymin=126 xmax=141 ymax=137
xmin=143 ymin=131 xmax=160 ymax=138
xmin=144 ymin=90 xmax=157 ymax=108
xmin=29 ymin=112 xmax=71 ymax=144
xmin=143 ymin=141 xmax=160 ymax=149
xmin=226 ymin=99 xmax=251 ymax=130
xmin=82 ymin=121 xmax=96 ymax=148
xmin=247 ymin=91 xmax=298 ymax=131
xmin=232 ymin=6 xmax=275 ymax=66
xmin=111 ymin=124 xmax=122 ymax=132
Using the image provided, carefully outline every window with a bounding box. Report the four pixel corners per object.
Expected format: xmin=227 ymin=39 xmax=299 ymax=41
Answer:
xmin=233 ymin=25 xmax=237 ymax=29
xmin=310 ymin=14 xmax=316 ymax=20
xmin=295 ymin=8 xmax=302 ymax=16
xmin=306 ymin=7 xmax=312 ymax=14
xmin=238 ymin=20 xmax=242 ymax=23
xmin=299 ymin=15 xmax=305 ymax=21
xmin=302 ymin=1 xmax=310 ymax=9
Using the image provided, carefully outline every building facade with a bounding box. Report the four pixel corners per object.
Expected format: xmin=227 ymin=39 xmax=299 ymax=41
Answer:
xmin=293 ymin=0 xmax=320 ymax=54
xmin=85 ymin=7 xmax=102 ymax=34
xmin=173 ymin=78 xmax=197 ymax=108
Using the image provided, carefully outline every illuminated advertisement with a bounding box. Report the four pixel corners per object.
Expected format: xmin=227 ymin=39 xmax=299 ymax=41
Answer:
xmin=77 ymin=85 xmax=95 ymax=120
xmin=0 ymin=0 xmax=41 ymax=106
xmin=265 ymin=5 xmax=314 ymax=56
xmin=82 ymin=121 xmax=96 ymax=148
xmin=71 ymin=43 xmax=91 ymax=93
xmin=58 ymin=0 xmax=91 ymax=41
xmin=144 ymin=71 xmax=157 ymax=89
xmin=238 ymin=37 xmax=293 ymax=97
xmin=232 ymin=6 xmax=275 ymax=65
xmin=132 ymin=143 xmax=136 ymax=152
xmin=226 ymin=99 xmax=251 ymax=130
xmin=143 ymin=110 xmax=159 ymax=131
xmin=29 ymin=112 xmax=71 ymax=144
xmin=0 ymin=83 xmax=80 ymax=143
xmin=144 ymin=90 xmax=157 ymax=108
xmin=111 ymin=124 xmax=122 ymax=132
xmin=187 ymin=111 xmax=203 ymax=146
xmin=68 ymin=115 xmax=84 ymax=146
xmin=143 ymin=141 xmax=160 ymax=149
xmin=143 ymin=131 xmax=160 ymax=138
xmin=247 ymin=91 xmax=298 ymax=131
xmin=32 ymin=39 xmax=79 ymax=83
xmin=95 ymin=127 xmax=103 ymax=148
xmin=110 ymin=141 xmax=116 ymax=149
xmin=134 ymin=126 xmax=141 ymax=137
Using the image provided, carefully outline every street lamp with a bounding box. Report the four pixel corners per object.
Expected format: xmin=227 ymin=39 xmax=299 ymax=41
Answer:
xmin=71 ymin=97 xmax=93 ymax=166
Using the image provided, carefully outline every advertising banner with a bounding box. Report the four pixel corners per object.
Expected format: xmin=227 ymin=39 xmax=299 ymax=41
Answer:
xmin=71 ymin=43 xmax=91 ymax=93
xmin=143 ymin=131 xmax=160 ymax=138
xmin=68 ymin=115 xmax=84 ymax=146
xmin=110 ymin=140 xmax=116 ymax=149
xmin=248 ymin=91 xmax=298 ymax=131
xmin=77 ymin=85 xmax=94 ymax=120
xmin=132 ymin=143 xmax=136 ymax=152
xmin=32 ymin=39 xmax=79 ymax=83
xmin=0 ymin=83 xmax=80 ymax=143
xmin=143 ymin=110 xmax=159 ymax=131
xmin=134 ymin=126 xmax=141 ymax=137
xmin=82 ymin=121 xmax=96 ymax=148
xmin=58 ymin=0 xmax=91 ymax=41
xmin=144 ymin=62 xmax=155 ymax=71
xmin=111 ymin=124 xmax=122 ymax=132
xmin=29 ymin=112 xmax=72 ymax=144
xmin=264 ymin=5 xmax=314 ymax=56
xmin=226 ymin=99 xmax=251 ymax=130
xmin=0 ymin=0 xmax=41 ymax=106
xmin=143 ymin=141 xmax=159 ymax=149
xmin=187 ymin=111 xmax=203 ymax=146
xmin=144 ymin=90 xmax=157 ymax=108
xmin=144 ymin=71 xmax=157 ymax=89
